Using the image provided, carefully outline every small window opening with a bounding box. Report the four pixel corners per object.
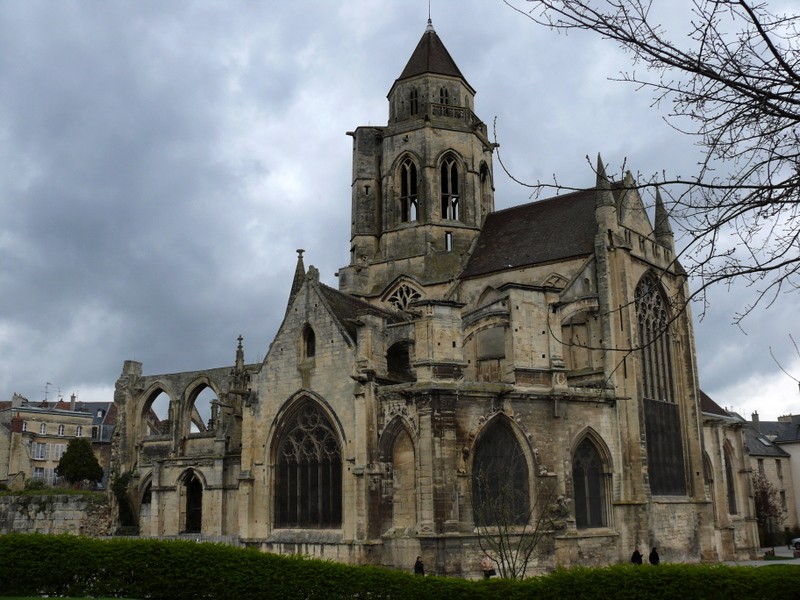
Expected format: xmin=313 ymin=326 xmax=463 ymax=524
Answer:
xmin=445 ymin=231 xmax=453 ymax=251
xmin=303 ymin=324 xmax=316 ymax=359
xmin=439 ymin=87 xmax=449 ymax=104
xmin=409 ymin=88 xmax=419 ymax=115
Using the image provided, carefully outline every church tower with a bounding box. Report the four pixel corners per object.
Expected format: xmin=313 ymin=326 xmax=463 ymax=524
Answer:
xmin=338 ymin=20 xmax=495 ymax=309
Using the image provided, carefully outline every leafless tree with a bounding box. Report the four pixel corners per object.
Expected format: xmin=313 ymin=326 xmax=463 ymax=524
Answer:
xmin=503 ymin=0 xmax=800 ymax=323
xmin=752 ymin=471 xmax=786 ymax=550
xmin=473 ymin=462 xmax=567 ymax=579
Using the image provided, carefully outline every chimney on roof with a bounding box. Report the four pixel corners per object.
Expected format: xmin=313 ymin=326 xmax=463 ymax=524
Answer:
xmin=70 ymin=393 xmax=76 ymax=411
xmin=752 ymin=411 xmax=760 ymax=430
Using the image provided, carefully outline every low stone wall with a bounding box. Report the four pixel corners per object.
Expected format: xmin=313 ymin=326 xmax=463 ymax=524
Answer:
xmin=0 ymin=493 xmax=112 ymax=536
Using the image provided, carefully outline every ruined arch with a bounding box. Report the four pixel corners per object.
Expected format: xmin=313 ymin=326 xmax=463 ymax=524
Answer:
xmin=140 ymin=384 xmax=175 ymax=437
xmin=270 ymin=394 xmax=343 ymax=528
xmin=470 ymin=414 xmax=533 ymax=526
xmin=185 ymin=379 xmax=222 ymax=435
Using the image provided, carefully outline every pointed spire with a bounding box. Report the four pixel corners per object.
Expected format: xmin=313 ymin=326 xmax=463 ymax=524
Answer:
xmin=396 ymin=20 xmax=468 ymax=84
xmin=654 ymin=188 xmax=674 ymax=240
xmin=595 ymin=153 xmax=615 ymax=208
xmin=287 ymin=249 xmax=306 ymax=310
xmin=595 ymin=153 xmax=609 ymax=189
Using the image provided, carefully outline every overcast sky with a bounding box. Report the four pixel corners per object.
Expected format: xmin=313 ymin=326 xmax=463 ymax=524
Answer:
xmin=1 ymin=0 xmax=797 ymax=421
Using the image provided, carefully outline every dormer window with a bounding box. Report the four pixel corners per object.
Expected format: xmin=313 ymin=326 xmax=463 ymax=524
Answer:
xmin=303 ymin=324 xmax=316 ymax=359
xmin=439 ymin=87 xmax=449 ymax=105
xmin=399 ymin=158 xmax=418 ymax=223
xmin=441 ymin=154 xmax=460 ymax=221
xmin=409 ymin=88 xmax=419 ymax=115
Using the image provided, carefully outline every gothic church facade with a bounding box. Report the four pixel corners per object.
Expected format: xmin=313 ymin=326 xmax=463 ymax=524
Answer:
xmin=112 ymin=21 xmax=759 ymax=576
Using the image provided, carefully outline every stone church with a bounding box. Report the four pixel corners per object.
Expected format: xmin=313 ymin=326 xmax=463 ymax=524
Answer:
xmin=112 ymin=20 xmax=759 ymax=576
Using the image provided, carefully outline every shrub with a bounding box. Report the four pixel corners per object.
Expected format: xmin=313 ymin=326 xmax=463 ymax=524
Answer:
xmin=0 ymin=535 xmax=798 ymax=599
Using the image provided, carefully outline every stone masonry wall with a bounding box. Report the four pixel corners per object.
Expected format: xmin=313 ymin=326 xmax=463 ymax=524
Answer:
xmin=0 ymin=493 xmax=112 ymax=536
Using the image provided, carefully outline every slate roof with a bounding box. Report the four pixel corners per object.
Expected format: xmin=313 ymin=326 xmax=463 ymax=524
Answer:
xmin=461 ymin=189 xmax=597 ymax=279
xmin=320 ymin=285 xmax=403 ymax=339
xmin=744 ymin=423 xmax=790 ymax=457
xmin=700 ymin=390 xmax=729 ymax=416
xmin=396 ymin=21 xmax=468 ymax=85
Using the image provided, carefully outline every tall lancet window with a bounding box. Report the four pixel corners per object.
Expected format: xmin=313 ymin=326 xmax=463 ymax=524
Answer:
xmin=636 ymin=274 xmax=675 ymax=403
xmin=636 ymin=272 xmax=686 ymax=495
xmin=399 ymin=159 xmax=418 ymax=223
xmin=440 ymin=154 xmax=460 ymax=221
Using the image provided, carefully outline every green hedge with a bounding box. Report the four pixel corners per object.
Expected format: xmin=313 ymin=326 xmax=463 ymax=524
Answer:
xmin=0 ymin=534 xmax=798 ymax=599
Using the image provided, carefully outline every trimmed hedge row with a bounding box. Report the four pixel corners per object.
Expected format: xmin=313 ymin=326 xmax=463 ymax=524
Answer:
xmin=0 ymin=534 xmax=798 ymax=599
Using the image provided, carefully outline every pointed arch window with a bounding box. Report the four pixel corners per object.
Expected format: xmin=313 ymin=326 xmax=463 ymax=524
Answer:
xmin=724 ymin=446 xmax=737 ymax=515
xmin=275 ymin=401 xmax=342 ymax=528
xmin=573 ymin=438 xmax=607 ymax=528
xmin=472 ymin=420 xmax=529 ymax=526
xmin=399 ymin=159 xmax=418 ymax=223
xmin=636 ymin=274 xmax=674 ymax=403
xmin=386 ymin=283 xmax=422 ymax=311
xmin=440 ymin=155 xmax=460 ymax=220
xmin=184 ymin=472 xmax=202 ymax=533
xmin=637 ymin=273 xmax=686 ymax=495
xmin=409 ymin=88 xmax=419 ymax=116
xmin=303 ymin=324 xmax=316 ymax=359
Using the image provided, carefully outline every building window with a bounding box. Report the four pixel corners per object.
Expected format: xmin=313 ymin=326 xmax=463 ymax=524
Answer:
xmin=725 ymin=447 xmax=737 ymax=515
xmin=92 ymin=426 xmax=99 ymax=439
xmin=439 ymin=87 xmax=449 ymax=104
xmin=58 ymin=424 xmax=64 ymax=436
xmin=781 ymin=490 xmax=787 ymax=510
xmin=399 ymin=158 xmax=418 ymax=223
xmin=636 ymin=273 xmax=675 ymax=403
xmin=183 ymin=472 xmax=203 ymax=533
xmin=440 ymin=155 xmax=460 ymax=221
xmin=302 ymin=324 xmax=316 ymax=359
xmin=39 ymin=423 xmax=46 ymax=435
xmin=387 ymin=283 xmax=422 ymax=311
xmin=637 ymin=273 xmax=685 ymax=496
xmin=758 ymin=458 xmax=765 ymax=475
xmin=33 ymin=467 xmax=45 ymax=481
xmin=54 ymin=443 xmax=66 ymax=460
xmin=777 ymin=459 xmax=783 ymax=479
xmin=33 ymin=442 xmax=50 ymax=460
xmin=76 ymin=425 xmax=83 ymax=437
xmin=275 ymin=401 xmax=342 ymax=528
xmin=573 ymin=438 xmax=607 ymax=529
xmin=472 ymin=420 xmax=529 ymax=526
xmin=445 ymin=231 xmax=453 ymax=251
xmin=409 ymin=88 xmax=418 ymax=115
xmin=22 ymin=421 xmax=27 ymax=432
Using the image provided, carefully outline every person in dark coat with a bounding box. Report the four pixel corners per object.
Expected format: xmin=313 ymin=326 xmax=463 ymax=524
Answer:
xmin=414 ymin=556 xmax=424 ymax=576
xmin=630 ymin=547 xmax=643 ymax=565
xmin=649 ymin=547 xmax=660 ymax=565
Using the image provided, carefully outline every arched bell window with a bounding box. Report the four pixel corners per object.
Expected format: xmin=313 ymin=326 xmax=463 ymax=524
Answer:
xmin=399 ymin=158 xmax=418 ymax=223
xmin=302 ymin=324 xmax=316 ymax=359
xmin=440 ymin=154 xmax=460 ymax=221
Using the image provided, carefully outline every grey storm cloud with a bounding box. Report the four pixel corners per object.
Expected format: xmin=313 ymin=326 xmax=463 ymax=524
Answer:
xmin=0 ymin=0 xmax=796 ymax=418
